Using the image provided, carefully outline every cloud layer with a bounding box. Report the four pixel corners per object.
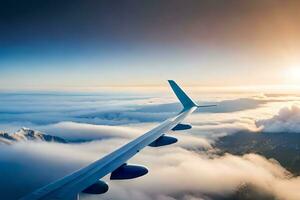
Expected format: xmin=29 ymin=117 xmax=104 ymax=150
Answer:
xmin=0 ymin=91 xmax=300 ymax=200
xmin=1 ymin=137 xmax=299 ymax=200
xmin=256 ymin=105 xmax=300 ymax=133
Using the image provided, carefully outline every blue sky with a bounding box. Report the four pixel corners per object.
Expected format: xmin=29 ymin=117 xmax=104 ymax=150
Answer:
xmin=0 ymin=42 xmax=294 ymax=90
xmin=1 ymin=0 xmax=300 ymax=90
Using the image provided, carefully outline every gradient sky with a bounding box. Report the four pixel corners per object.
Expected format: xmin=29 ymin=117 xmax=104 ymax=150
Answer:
xmin=1 ymin=0 xmax=300 ymax=90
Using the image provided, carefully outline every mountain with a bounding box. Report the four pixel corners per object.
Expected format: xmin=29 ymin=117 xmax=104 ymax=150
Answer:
xmin=0 ymin=128 xmax=67 ymax=145
xmin=215 ymin=131 xmax=300 ymax=175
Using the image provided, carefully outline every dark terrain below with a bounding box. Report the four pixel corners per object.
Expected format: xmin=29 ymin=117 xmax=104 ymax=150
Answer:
xmin=214 ymin=131 xmax=300 ymax=200
xmin=215 ymin=131 xmax=300 ymax=176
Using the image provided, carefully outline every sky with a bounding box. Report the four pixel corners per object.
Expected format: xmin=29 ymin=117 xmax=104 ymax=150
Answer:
xmin=1 ymin=0 xmax=300 ymax=90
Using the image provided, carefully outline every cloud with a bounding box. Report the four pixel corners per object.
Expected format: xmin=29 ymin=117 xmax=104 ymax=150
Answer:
xmin=36 ymin=121 xmax=212 ymax=150
xmin=0 ymin=92 xmax=156 ymax=127
xmin=256 ymin=105 xmax=300 ymax=133
xmin=0 ymin=134 xmax=299 ymax=200
xmin=131 ymin=98 xmax=261 ymax=118
xmin=96 ymin=150 xmax=300 ymax=200
xmin=1 ymin=92 xmax=300 ymax=200
xmin=0 ymin=142 xmax=89 ymax=199
xmin=0 ymin=92 xmax=288 ymax=130
xmin=188 ymin=118 xmax=260 ymax=142
xmin=37 ymin=121 xmax=141 ymax=141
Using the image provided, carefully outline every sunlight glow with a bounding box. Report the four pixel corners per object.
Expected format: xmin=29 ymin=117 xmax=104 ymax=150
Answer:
xmin=285 ymin=67 xmax=300 ymax=83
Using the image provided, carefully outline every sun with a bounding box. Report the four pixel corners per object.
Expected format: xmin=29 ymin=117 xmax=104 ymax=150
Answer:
xmin=285 ymin=67 xmax=300 ymax=83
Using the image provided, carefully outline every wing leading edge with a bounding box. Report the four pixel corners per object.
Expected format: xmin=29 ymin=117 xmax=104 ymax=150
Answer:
xmin=20 ymin=80 xmax=199 ymax=200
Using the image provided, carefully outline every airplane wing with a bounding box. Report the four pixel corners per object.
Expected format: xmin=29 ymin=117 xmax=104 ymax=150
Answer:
xmin=20 ymin=80 xmax=201 ymax=200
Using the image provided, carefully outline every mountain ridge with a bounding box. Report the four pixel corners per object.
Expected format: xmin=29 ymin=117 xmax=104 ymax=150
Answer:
xmin=0 ymin=127 xmax=67 ymax=145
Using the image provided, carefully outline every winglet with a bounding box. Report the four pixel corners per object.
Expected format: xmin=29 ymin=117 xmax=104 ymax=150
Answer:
xmin=168 ymin=80 xmax=198 ymax=110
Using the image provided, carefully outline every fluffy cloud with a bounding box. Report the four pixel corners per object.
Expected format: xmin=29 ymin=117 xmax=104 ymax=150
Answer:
xmin=38 ymin=121 xmax=141 ymax=141
xmin=256 ymin=105 xmax=300 ymax=133
xmin=35 ymin=121 xmax=212 ymax=149
xmin=1 ymin=92 xmax=300 ymax=200
xmin=1 ymin=138 xmax=298 ymax=200
xmin=129 ymin=152 xmax=299 ymax=200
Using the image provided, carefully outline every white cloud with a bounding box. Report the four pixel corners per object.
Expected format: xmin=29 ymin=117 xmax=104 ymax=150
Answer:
xmin=38 ymin=121 xmax=142 ymax=141
xmin=89 ymin=147 xmax=300 ymax=200
xmin=256 ymin=104 xmax=300 ymax=133
xmin=0 ymin=136 xmax=299 ymax=200
xmin=1 ymin=92 xmax=300 ymax=200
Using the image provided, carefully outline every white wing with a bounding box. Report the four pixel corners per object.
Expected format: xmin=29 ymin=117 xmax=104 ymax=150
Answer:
xmin=20 ymin=80 xmax=201 ymax=200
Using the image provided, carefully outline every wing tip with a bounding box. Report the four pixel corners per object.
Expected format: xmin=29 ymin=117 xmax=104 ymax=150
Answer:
xmin=168 ymin=80 xmax=197 ymax=109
